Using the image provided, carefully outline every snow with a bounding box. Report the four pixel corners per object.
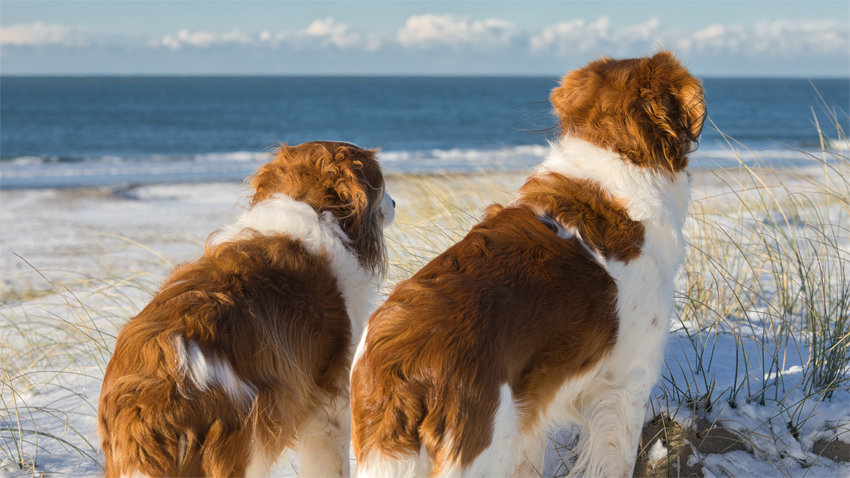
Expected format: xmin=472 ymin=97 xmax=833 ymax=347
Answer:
xmin=647 ymin=439 xmax=668 ymax=464
xmin=2 ymin=169 xmax=849 ymax=477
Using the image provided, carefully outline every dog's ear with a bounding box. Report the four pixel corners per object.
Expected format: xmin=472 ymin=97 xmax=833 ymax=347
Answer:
xmin=327 ymin=153 xmax=370 ymax=220
xmin=327 ymin=145 xmax=387 ymax=275
xmin=636 ymin=51 xmax=706 ymax=156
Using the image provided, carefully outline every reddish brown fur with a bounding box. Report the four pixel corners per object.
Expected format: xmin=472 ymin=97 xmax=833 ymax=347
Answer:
xmin=99 ymin=142 xmax=387 ymax=477
xmin=551 ymin=51 xmax=705 ymax=174
xmin=516 ymin=173 xmax=645 ymax=263
xmin=351 ymin=205 xmax=619 ymax=469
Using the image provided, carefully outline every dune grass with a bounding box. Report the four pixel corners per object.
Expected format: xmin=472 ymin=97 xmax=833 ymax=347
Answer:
xmin=0 ymin=258 xmax=165 ymax=475
xmin=2 ymin=122 xmax=849 ymax=476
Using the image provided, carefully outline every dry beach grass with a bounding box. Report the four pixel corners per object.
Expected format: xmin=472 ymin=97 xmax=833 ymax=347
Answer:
xmin=2 ymin=133 xmax=850 ymax=476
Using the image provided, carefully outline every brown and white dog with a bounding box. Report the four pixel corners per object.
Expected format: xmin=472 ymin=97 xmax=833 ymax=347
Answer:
xmin=351 ymin=51 xmax=705 ymax=477
xmin=98 ymin=141 xmax=394 ymax=477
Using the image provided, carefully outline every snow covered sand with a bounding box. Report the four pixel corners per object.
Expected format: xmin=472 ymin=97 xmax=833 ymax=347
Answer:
xmin=1 ymin=166 xmax=849 ymax=477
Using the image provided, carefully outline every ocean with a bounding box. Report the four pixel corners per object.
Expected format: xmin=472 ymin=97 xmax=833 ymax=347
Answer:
xmin=1 ymin=76 xmax=848 ymax=189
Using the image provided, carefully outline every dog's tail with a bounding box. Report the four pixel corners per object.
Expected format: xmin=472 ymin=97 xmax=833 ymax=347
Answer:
xmin=98 ymin=332 xmax=257 ymax=478
xmin=349 ymin=326 xmax=433 ymax=478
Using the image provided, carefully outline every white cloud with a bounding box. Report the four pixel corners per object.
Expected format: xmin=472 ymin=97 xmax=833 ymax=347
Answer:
xmin=620 ymin=17 xmax=661 ymax=44
xmin=530 ymin=16 xmax=848 ymax=59
xmin=679 ymin=19 xmax=849 ymax=57
xmin=397 ymin=14 xmax=521 ymax=49
xmin=4 ymin=15 xmax=847 ymax=69
xmin=303 ymin=18 xmax=363 ymax=49
xmin=159 ymin=28 xmax=253 ymax=50
xmin=530 ymin=16 xmax=661 ymax=56
xmin=0 ymin=22 xmax=90 ymax=46
xmin=156 ymin=18 xmax=380 ymax=51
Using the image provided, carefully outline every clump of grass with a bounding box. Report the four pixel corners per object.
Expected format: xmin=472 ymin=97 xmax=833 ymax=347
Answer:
xmin=671 ymin=154 xmax=850 ymax=401
xmin=0 ymin=253 xmax=168 ymax=475
xmin=382 ymin=171 xmax=522 ymax=289
xmin=651 ymin=111 xmax=850 ymax=475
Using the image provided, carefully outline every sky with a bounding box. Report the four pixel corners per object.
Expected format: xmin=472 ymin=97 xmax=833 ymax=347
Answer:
xmin=1 ymin=1 xmax=848 ymax=77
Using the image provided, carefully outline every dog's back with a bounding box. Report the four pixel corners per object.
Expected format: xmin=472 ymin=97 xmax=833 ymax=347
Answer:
xmin=351 ymin=205 xmax=620 ymax=475
xmin=99 ymin=233 xmax=349 ymax=477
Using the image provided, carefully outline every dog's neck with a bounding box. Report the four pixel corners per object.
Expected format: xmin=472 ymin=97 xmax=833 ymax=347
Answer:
xmin=211 ymin=195 xmax=381 ymax=339
xmin=536 ymin=135 xmax=691 ymax=276
xmin=537 ymin=135 xmax=690 ymax=230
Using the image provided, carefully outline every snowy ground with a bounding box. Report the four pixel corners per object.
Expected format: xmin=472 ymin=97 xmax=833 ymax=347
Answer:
xmin=1 ymin=168 xmax=848 ymax=477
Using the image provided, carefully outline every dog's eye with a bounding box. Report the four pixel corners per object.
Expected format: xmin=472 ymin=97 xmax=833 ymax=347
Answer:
xmin=546 ymin=222 xmax=559 ymax=233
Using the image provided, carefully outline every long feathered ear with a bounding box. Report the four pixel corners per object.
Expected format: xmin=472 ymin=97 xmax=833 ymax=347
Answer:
xmin=674 ymin=77 xmax=706 ymax=143
xmin=327 ymin=146 xmax=387 ymax=278
xmin=636 ymin=51 xmax=706 ymax=157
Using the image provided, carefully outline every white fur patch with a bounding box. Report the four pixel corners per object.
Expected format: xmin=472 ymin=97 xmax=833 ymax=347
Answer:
xmin=174 ymin=335 xmax=257 ymax=406
xmin=356 ymin=452 xmax=423 ymax=478
xmin=538 ymin=135 xmax=687 ymax=226
xmin=382 ymin=191 xmax=396 ymax=227
xmin=296 ymin=394 xmax=351 ymax=478
xmin=243 ymin=438 xmax=271 ymax=478
xmin=351 ymin=323 xmax=369 ymax=382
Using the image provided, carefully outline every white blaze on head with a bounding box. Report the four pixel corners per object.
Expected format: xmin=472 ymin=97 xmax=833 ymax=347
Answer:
xmin=381 ymin=190 xmax=396 ymax=227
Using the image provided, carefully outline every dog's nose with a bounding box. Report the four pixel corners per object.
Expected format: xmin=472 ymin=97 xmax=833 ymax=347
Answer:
xmin=392 ymin=199 xmax=396 ymax=208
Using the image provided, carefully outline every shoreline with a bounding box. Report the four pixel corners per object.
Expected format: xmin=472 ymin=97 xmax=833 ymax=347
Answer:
xmin=0 ymin=164 xmax=834 ymax=297
xmin=2 ymin=140 xmax=845 ymax=191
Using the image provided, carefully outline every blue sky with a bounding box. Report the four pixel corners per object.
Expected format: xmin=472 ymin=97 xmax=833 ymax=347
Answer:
xmin=1 ymin=1 xmax=848 ymax=77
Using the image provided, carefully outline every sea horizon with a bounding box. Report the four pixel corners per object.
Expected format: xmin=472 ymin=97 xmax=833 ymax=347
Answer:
xmin=3 ymin=73 xmax=850 ymax=79
xmin=2 ymin=76 xmax=848 ymax=189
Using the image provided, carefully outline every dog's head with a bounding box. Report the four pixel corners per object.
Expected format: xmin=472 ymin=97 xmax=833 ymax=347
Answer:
xmin=551 ymin=50 xmax=705 ymax=174
xmin=249 ymin=141 xmax=394 ymax=274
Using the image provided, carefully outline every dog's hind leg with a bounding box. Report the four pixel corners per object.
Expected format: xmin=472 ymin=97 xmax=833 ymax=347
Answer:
xmin=297 ymin=394 xmax=351 ymax=478
xmin=513 ymin=430 xmax=547 ymax=478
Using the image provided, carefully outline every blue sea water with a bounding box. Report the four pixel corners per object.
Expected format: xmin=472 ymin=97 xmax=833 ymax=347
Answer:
xmin=1 ymin=76 xmax=848 ymax=189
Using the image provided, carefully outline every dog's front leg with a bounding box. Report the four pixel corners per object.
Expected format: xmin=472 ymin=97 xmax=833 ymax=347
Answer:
xmin=572 ymin=367 xmax=655 ymax=478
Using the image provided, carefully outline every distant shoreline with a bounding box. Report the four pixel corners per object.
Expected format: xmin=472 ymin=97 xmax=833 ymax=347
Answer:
xmin=2 ymin=74 xmax=849 ymax=80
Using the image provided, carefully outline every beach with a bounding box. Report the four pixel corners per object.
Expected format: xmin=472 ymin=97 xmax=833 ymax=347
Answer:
xmin=2 ymin=164 xmax=849 ymax=477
